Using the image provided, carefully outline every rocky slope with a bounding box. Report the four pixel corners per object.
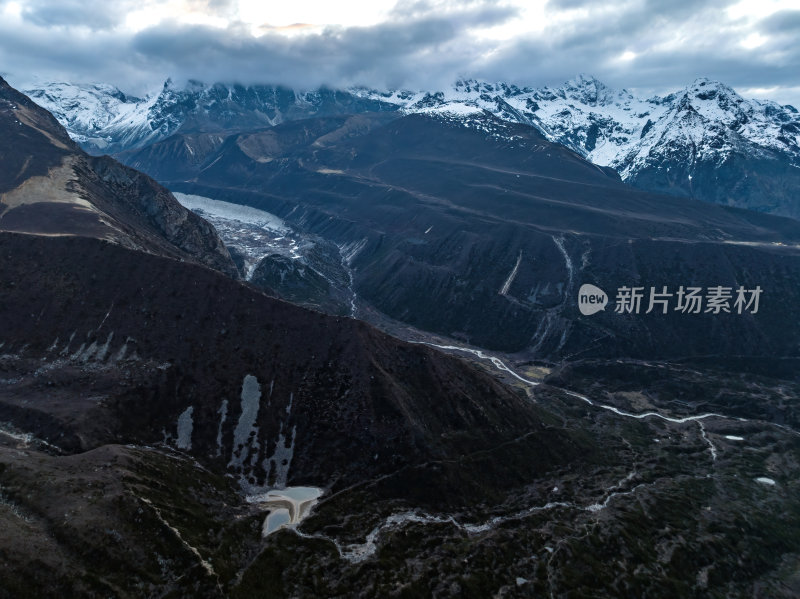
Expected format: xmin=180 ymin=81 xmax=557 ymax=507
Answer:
xmin=0 ymin=77 xmax=237 ymax=277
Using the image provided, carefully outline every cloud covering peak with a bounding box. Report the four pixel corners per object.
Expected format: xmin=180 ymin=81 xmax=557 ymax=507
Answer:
xmin=1 ymin=0 xmax=797 ymax=106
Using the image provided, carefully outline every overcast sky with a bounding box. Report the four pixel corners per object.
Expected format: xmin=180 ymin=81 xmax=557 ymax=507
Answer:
xmin=1 ymin=0 xmax=798 ymax=105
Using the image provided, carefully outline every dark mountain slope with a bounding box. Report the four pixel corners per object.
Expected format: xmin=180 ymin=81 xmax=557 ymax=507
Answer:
xmin=124 ymin=112 xmax=800 ymax=358
xmin=0 ymin=77 xmax=237 ymax=277
xmin=0 ymin=232 xmax=580 ymax=492
xmin=2 ymin=81 xmax=800 ymax=599
xmin=0 ymin=81 xmax=605 ymax=596
xmin=0 ymin=77 xmax=75 ymax=192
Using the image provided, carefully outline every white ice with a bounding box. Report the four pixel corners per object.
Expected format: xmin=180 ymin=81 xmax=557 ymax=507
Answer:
xmin=174 ymin=193 xmax=288 ymax=233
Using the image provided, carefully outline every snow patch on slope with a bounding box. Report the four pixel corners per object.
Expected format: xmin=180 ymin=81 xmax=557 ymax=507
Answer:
xmin=229 ymin=375 xmax=261 ymax=470
xmin=175 ymin=406 xmax=194 ymax=450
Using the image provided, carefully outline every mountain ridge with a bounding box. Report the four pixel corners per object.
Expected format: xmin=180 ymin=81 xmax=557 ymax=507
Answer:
xmin=24 ymin=74 xmax=800 ymax=218
xmin=0 ymin=80 xmax=599 ymax=593
xmin=0 ymin=75 xmax=238 ymax=277
xmin=125 ymin=108 xmax=800 ymax=358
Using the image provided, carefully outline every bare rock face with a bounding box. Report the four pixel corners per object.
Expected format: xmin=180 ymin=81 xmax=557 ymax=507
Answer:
xmin=0 ymin=76 xmax=238 ymax=278
xmin=78 ymin=155 xmax=238 ymax=277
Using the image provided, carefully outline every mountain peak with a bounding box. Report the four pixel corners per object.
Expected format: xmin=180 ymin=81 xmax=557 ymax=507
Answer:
xmin=562 ymin=74 xmax=617 ymax=106
xmin=683 ymin=77 xmax=742 ymax=102
xmin=671 ymin=77 xmax=750 ymax=124
xmin=689 ymin=76 xmax=728 ymax=88
xmin=570 ymin=73 xmax=603 ymax=86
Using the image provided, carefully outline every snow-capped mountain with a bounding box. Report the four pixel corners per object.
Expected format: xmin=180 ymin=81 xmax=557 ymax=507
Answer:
xmin=24 ymin=81 xmax=156 ymax=152
xmin=355 ymin=75 xmax=798 ymax=169
xmin=353 ymin=74 xmax=668 ymax=167
xmin=24 ymin=79 xmax=399 ymax=154
xmin=354 ymin=76 xmax=800 ymax=217
xmin=24 ymin=75 xmax=800 ymax=218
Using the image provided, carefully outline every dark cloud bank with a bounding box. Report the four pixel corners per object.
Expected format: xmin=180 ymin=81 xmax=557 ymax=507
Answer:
xmin=0 ymin=0 xmax=797 ymax=105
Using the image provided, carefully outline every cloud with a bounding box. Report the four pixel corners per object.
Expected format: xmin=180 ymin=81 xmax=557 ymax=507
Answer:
xmin=127 ymin=1 xmax=516 ymax=89
xmin=0 ymin=0 xmax=797 ymax=107
xmin=19 ymin=0 xmax=138 ymax=30
xmin=474 ymin=0 xmax=799 ymax=101
xmin=1 ymin=0 xmax=519 ymax=92
xmin=759 ymin=9 xmax=800 ymax=34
